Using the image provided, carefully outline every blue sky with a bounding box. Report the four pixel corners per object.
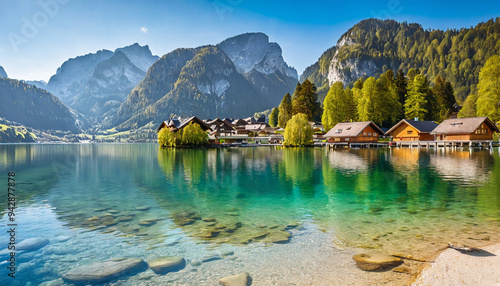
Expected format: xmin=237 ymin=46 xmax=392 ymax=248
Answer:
xmin=0 ymin=0 xmax=498 ymax=82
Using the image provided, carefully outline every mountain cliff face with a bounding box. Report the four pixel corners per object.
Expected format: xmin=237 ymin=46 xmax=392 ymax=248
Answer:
xmin=110 ymin=33 xmax=298 ymax=130
xmin=0 ymin=66 xmax=7 ymax=78
xmin=46 ymin=44 xmax=159 ymax=119
xmin=0 ymin=77 xmax=84 ymax=132
xmin=301 ymin=18 xmax=500 ymax=102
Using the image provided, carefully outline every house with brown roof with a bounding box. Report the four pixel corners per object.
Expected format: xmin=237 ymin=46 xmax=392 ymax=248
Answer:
xmin=385 ymin=119 xmax=439 ymax=141
xmin=430 ymin=116 xmax=499 ymax=142
xmin=324 ymin=121 xmax=384 ymax=144
xmin=157 ymin=116 xmax=211 ymax=133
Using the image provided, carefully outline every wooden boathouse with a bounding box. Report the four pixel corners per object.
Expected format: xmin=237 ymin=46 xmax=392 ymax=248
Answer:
xmin=430 ymin=116 xmax=499 ymax=147
xmin=385 ymin=119 xmax=439 ymax=147
xmin=324 ymin=121 xmax=386 ymax=148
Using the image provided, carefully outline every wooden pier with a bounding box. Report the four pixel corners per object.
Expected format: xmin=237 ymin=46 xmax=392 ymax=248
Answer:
xmin=326 ymin=140 xmax=499 ymax=149
xmin=393 ymin=140 xmax=499 ymax=149
xmin=326 ymin=142 xmax=388 ymax=149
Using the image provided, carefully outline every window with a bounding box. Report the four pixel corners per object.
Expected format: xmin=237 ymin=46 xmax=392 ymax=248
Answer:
xmin=368 ymin=133 xmax=372 ymax=135
xmin=345 ymin=138 xmax=350 ymax=141
xmin=407 ymin=130 xmax=413 ymax=135
xmin=334 ymin=138 xmax=340 ymax=142
xmin=363 ymin=132 xmax=367 ymax=135
xmin=335 ymin=129 xmax=343 ymax=133
xmin=373 ymin=133 xmax=377 ymax=136
xmin=346 ymin=127 xmax=351 ymax=130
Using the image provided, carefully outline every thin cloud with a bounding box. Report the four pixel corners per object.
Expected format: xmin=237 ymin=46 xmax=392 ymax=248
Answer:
xmin=141 ymin=27 xmax=148 ymax=33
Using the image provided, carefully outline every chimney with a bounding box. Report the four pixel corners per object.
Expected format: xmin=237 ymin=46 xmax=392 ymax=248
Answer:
xmin=414 ymin=117 xmax=419 ymax=121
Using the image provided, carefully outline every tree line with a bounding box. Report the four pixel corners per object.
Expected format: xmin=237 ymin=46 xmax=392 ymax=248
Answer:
xmin=270 ymin=69 xmax=457 ymax=131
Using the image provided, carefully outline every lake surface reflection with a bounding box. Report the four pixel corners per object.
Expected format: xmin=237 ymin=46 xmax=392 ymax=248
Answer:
xmin=1 ymin=144 xmax=499 ymax=285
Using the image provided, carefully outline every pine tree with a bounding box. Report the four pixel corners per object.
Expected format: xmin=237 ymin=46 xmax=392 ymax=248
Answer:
xmin=432 ymin=75 xmax=456 ymax=121
xmin=269 ymin=107 xmax=279 ymax=127
xmin=395 ymin=69 xmax=407 ymax=107
xmin=405 ymin=75 xmax=429 ymax=120
xmin=291 ymin=79 xmax=321 ymax=121
xmin=278 ymin=93 xmax=292 ymax=128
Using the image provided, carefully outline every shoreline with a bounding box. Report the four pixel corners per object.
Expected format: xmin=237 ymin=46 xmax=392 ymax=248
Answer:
xmin=411 ymin=242 xmax=500 ymax=285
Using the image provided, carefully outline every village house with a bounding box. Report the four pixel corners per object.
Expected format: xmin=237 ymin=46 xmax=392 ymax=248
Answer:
xmin=324 ymin=121 xmax=383 ymax=145
xmin=157 ymin=116 xmax=211 ymax=133
xmin=430 ymin=116 xmax=499 ymax=144
xmin=385 ymin=119 xmax=439 ymax=141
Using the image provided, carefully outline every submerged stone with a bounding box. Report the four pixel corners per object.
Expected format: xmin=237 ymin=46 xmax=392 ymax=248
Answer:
xmin=202 ymin=217 xmax=217 ymax=222
xmin=221 ymin=251 xmax=235 ymax=257
xmin=148 ymin=256 xmax=186 ymax=274
xmin=17 ymin=237 xmax=49 ymax=252
xmin=261 ymin=231 xmax=291 ymax=244
xmin=62 ymin=257 xmax=147 ymax=284
xmin=135 ymin=206 xmax=150 ymax=211
xmin=219 ymin=272 xmax=250 ymax=286
xmin=201 ymin=254 xmax=222 ymax=263
xmin=139 ymin=219 xmax=157 ymax=226
xmin=119 ymin=216 xmax=134 ymax=222
xmin=352 ymin=252 xmax=402 ymax=271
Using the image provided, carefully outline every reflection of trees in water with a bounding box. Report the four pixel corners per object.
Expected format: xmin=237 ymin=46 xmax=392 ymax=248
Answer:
xmin=0 ymin=144 xmax=73 ymax=212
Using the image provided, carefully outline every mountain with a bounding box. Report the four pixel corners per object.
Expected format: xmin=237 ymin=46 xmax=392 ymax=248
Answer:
xmin=110 ymin=33 xmax=298 ymax=130
xmin=46 ymin=44 xmax=159 ymax=119
xmin=301 ymin=18 xmax=500 ymax=102
xmin=0 ymin=77 xmax=84 ymax=132
xmin=25 ymin=80 xmax=47 ymax=90
xmin=0 ymin=66 xmax=7 ymax=78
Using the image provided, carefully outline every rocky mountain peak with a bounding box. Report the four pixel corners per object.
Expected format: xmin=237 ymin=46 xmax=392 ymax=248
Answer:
xmin=0 ymin=66 xmax=7 ymax=78
xmin=218 ymin=32 xmax=298 ymax=79
xmin=115 ymin=43 xmax=159 ymax=72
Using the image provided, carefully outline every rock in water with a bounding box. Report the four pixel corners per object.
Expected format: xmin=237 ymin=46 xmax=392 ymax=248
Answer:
xmin=148 ymin=256 xmax=186 ymax=274
xmin=448 ymin=243 xmax=480 ymax=252
xmin=219 ymin=272 xmax=251 ymax=286
xmin=352 ymin=252 xmax=402 ymax=271
xmin=17 ymin=237 xmax=50 ymax=252
xmin=62 ymin=257 xmax=146 ymax=284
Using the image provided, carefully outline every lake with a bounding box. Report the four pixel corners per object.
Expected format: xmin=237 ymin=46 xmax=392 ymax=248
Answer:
xmin=1 ymin=144 xmax=500 ymax=285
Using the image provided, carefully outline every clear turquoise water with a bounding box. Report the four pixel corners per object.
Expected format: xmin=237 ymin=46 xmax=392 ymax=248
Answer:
xmin=0 ymin=144 xmax=499 ymax=285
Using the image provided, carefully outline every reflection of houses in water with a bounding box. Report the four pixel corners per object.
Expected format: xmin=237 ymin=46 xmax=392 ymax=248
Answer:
xmin=327 ymin=150 xmax=368 ymax=173
xmin=389 ymin=148 xmax=423 ymax=172
xmin=430 ymin=151 xmax=493 ymax=183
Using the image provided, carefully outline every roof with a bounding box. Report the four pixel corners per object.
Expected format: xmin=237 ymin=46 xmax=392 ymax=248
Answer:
xmin=232 ymin=119 xmax=248 ymax=126
xmin=157 ymin=116 xmax=211 ymax=133
xmin=385 ymin=119 xmax=439 ymax=135
xmin=430 ymin=117 xmax=499 ymax=135
xmin=324 ymin=121 xmax=384 ymax=138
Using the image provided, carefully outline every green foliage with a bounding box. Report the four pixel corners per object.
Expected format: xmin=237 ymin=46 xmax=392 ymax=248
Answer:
xmin=269 ymin=107 xmax=279 ymax=127
xmin=284 ymin=113 xmax=313 ymax=147
xmin=405 ymin=75 xmax=429 ymax=120
xmin=476 ymin=55 xmax=500 ymax=123
xmin=432 ymin=75 xmax=457 ymax=121
xmin=291 ymin=80 xmax=322 ymax=121
xmin=158 ymin=128 xmax=181 ymax=147
xmin=182 ymin=122 xmax=209 ymax=146
xmin=278 ymin=93 xmax=292 ymax=128
xmin=458 ymin=93 xmax=478 ymax=118
xmin=302 ymin=18 xmax=500 ymax=102
xmin=158 ymin=122 xmax=207 ymax=148
xmin=322 ymin=81 xmax=357 ymax=131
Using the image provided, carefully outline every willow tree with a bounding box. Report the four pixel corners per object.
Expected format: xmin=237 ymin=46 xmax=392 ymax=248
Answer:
xmin=284 ymin=113 xmax=313 ymax=147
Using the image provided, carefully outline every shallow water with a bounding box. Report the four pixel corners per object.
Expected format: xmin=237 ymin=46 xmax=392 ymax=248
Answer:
xmin=0 ymin=144 xmax=499 ymax=285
